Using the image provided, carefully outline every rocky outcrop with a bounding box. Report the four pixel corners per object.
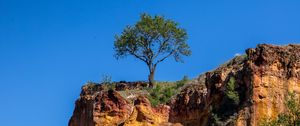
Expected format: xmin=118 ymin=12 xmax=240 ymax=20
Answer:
xmin=69 ymin=84 xmax=103 ymax=126
xmin=169 ymin=52 xmax=250 ymax=126
xmin=123 ymin=96 xmax=171 ymax=126
xmin=168 ymin=44 xmax=300 ymax=126
xmin=242 ymin=44 xmax=300 ymax=125
xmin=69 ymin=84 xmax=133 ymax=126
xmin=169 ymin=84 xmax=208 ymax=126
xmin=69 ymin=84 xmax=173 ymax=126
xmin=69 ymin=44 xmax=300 ymax=126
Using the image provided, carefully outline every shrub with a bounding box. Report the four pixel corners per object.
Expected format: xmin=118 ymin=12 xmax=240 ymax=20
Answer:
xmin=176 ymin=75 xmax=189 ymax=89
xmin=100 ymin=74 xmax=112 ymax=84
xmin=165 ymin=87 xmax=173 ymax=98
xmin=225 ymin=77 xmax=240 ymax=105
xmin=134 ymin=76 xmax=190 ymax=106
xmin=211 ymin=113 xmax=221 ymax=125
xmin=147 ymin=83 xmax=177 ymax=106
xmin=100 ymin=74 xmax=115 ymax=90
xmin=147 ymin=95 xmax=160 ymax=106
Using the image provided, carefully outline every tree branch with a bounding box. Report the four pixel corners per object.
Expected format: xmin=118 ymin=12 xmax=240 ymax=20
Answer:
xmin=153 ymin=36 xmax=171 ymax=60
xmin=127 ymin=49 xmax=149 ymax=64
xmin=154 ymin=50 xmax=175 ymax=66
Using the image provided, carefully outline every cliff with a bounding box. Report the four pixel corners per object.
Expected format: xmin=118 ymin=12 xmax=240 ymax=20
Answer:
xmin=69 ymin=84 xmax=174 ymax=126
xmin=69 ymin=44 xmax=300 ymax=126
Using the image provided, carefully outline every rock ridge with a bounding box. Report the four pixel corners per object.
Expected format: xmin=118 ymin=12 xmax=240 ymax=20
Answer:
xmin=69 ymin=44 xmax=300 ymax=126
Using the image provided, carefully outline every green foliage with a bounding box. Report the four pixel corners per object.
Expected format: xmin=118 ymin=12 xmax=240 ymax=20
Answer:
xmin=114 ymin=13 xmax=191 ymax=62
xmin=148 ymin=96 xmax=160 ymax=106
xmin=286 ymin=92 xmax=299 ymax=116
xmin=147 ymin=85 xmax=162 ymax=106
xmin=147 ymin=85 xmax=174 ymax=106
xmin=176 ymin=75 xmax=189 ymax=89
xmin=114 ymin=13 xmax=191 ymax=84
xmin=211 ymin=113 xmax=221 ymax=125
xmin=260 ymin=92 xmax=300 ymax=126
xmin=225 ymin=77 xmax=240 ymax=105
xmin=260 ymin=112 xmax=291 ymax=126
xmin=146 ymin=77 xmax=189 ymax=106
xmin=100 ymin=74 xmax=115 ymax=90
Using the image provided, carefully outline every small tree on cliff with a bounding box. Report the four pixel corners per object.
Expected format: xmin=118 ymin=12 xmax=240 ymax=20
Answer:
xmin=114 ymin=13 xmax=191 ymax=87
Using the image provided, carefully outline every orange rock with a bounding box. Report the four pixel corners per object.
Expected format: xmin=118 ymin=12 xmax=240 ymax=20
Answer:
xmin=69 ymin=44 xmax=300 ymax=126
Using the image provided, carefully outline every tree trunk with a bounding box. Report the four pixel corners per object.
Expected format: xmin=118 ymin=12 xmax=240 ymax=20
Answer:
xmin=148 ymin=66 xmax=156 ymax=88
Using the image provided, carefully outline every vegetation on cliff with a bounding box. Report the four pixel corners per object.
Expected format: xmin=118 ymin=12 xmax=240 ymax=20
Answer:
xmin=225 ymin=77 xmax=240 ymax=105
xmin=147 ymin=76 xmax=189 ymax=106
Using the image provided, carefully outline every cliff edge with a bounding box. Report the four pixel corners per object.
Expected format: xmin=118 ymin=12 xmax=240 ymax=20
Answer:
xmin=69 ymin=44 xmax=300 ymax=126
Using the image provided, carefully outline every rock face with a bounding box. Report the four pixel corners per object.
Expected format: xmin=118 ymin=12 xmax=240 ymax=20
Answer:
xmin=169 ymin=51 xmax=250 ymax=126
xmin=69 ymin=84 xmax=172 ymax=126
xmin=241 ymin=44 xmax=300 ymax=125
xmin=169 ymin=84 xmax=208 ymax=126
xmin=69 ymin=84 xmax=133 ymax=126
xmin=123 ymin=96 xmax=171 ymax=126
xmin=69 ymin=44 xmax=300 ymax=126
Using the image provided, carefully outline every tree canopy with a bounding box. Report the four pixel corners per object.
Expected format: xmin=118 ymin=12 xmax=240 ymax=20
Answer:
xmin=114 ymin=13 xmax=191 ymax=86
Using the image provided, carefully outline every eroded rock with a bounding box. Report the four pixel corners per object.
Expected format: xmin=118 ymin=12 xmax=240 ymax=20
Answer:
xmin=69 ymin=44 xmax=300 ymax=126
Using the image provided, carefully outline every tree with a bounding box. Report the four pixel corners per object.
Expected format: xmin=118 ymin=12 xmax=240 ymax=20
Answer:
xmin=225 ymin=77 xmax=240 ymax=105
xmin=114 ymin=13 xmax=191 ymax=87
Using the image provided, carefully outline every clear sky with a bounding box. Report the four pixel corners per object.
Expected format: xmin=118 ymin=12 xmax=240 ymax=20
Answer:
xmin=0 ymin=0 xmax=300 ymax=126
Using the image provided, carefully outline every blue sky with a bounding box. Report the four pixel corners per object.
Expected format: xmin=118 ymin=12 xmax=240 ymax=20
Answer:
xmin=0 ymin=0 xmax=300 ymax=126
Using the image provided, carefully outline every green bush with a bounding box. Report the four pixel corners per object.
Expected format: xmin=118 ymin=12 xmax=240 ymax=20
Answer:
xmin=147 ymin=82 xmax=178 ymax=106
xmin=225 ymin=77 xmax=240 ymax=105
xmin=134 ymin=76 xmax=190 ymax=106
xmin=147 ymin=95 xmax=160 ymax=106
xmin=176 ymin=75 xmax=189 ymax=89
xmin=165 ymin=87 xmax=173 ymax=98
xmin=211 ymin=113 xmax=223 ymax=126
xmin=100 ymin=74 xmax=115 ymax=90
